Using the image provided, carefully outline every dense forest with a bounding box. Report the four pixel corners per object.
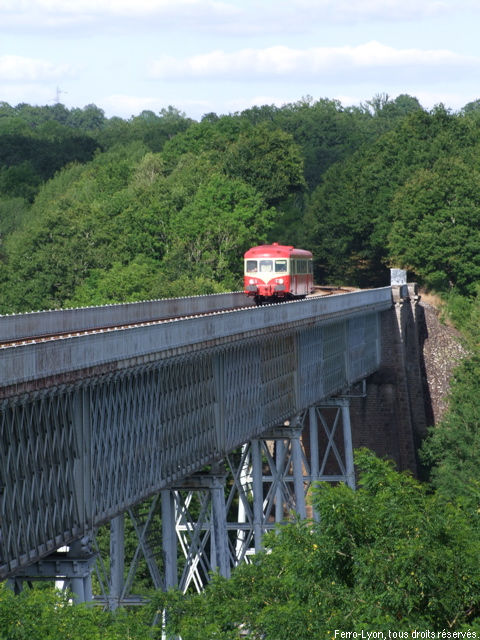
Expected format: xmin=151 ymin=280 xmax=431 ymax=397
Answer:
xmin=1 ymin=95 xmax=480 ymax=311
xmin=1 ymin=94 xmax=480 ymax=639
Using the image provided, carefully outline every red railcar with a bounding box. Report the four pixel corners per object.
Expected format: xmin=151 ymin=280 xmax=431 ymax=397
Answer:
xmin=244 ymin=243 xmax=314 ymax=305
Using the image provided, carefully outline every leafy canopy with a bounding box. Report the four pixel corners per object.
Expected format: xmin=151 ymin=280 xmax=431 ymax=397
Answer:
xmin=158 ymin=450 xmax=480 ymax=639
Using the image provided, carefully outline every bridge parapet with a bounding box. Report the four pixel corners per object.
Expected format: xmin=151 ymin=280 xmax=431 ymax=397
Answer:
xmin=0 ymin=292 xmax=255 ymax=343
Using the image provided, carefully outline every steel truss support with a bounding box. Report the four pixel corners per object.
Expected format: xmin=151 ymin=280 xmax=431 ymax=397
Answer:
xmin=16 ymin=397 xmax=356 ymax=605
xmin=89 ymin=463 xmax=232 ymax=604
xmin=155 ymin=397 xmax=356 ymax=594
xmin=310 ymin=398 xmax=356 ymax=490
xmin=93 ymin=496 xmax=164 ymax=608
xmin=6 ymin=538 xmax=95 ymax=603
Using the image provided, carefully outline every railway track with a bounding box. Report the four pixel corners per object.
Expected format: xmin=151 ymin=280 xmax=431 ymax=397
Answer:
xmin=0 ymin=287 xmax=354 ymax=348
xmin=0 ymin=309 xmax=241 ymax=348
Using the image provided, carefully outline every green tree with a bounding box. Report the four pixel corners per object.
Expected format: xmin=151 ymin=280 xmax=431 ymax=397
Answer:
xmin=388 ymin=157 xmax=480 ymax=294
xmin=111 ymin=106 xmax=193 ymax=153
xmin=0 ymin=583 xmax=152 ymax=640
xmin=304 ymin=106 xmax=478 ymax=287
xmin=161 ymin=117 xmax=247 ymax=172
xmin=222 ymin=123 xmax=305 ymax=206
xmin=0 ymin=161 xmax=40 ymax=201
xmin=421 ymin=288 xmax=480 ymax=501
xmin=66 ymin=103 xmax=106 ymax=130
xmin=461 ymin=98 xmax=480 ymax=115
xmin=0 ymin=197 xmax=30 ymax=244
xmin=0 ymin=143 xmax=148 ymax=312
xmin=164 ymin=172 xmax=277 ymax=287
xmin=66 ymin=255 xmax=162 ymax=307
xmin=0 ymin=129 xmax=99 ymax=202
xmin=158 ymin=450 xmax=480 ymax=639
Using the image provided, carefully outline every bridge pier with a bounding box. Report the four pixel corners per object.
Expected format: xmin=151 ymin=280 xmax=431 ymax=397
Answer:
xmin=108 ymin=515 xmax=125 ymax=610
xmin=162 ymin=490 xmax=177 ymax=590
xmin=6 ymin=538 xmax=95 ymax=603
xmin=132 ymin=398 xmax=355 ymax=597
xmin=87 ymin=397 xmax=358 ymax=605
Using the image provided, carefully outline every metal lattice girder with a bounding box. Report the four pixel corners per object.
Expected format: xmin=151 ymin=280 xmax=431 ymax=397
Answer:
xmin=161 ymin=429 xmax=311 ymax=595
xmin=0 ymin=391 xmax=80 ymax=577
xmin=175 ymin=490 xmax=215 ymax=593
xmin=127 ymin=496 xmax=163 ymax=591
xmin=0 ymin=292 xmax=385 ymax=579
xmin=170 ymin=465 xmax=230 ymax=594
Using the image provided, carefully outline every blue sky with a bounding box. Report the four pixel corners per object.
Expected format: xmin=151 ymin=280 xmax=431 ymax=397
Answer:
xmin=1 ymin=0 xmax=480 ymax=120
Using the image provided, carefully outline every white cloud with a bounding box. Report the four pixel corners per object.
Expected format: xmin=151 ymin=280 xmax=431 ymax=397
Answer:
xmin=0 ymin=83 xmax=56 ymax=106
xmin=149 ymin=42 xmax=478 ymax=82
xmin=224 ymin=94 xmax=293 ymax=114
xmin=0 ymin=0 xmax=239 ymax=29
xmin=100 ymin=93 xmax=211 ymax=118
xmin=3 ymin=0 xmax=478 ymax=36
xmin=0 ymin=0 xmax=233 ymax=13
xmin=0 ymin=55 xmax=74 ymax=82
xmin=289 ymin=0 xmax=473 ymax=22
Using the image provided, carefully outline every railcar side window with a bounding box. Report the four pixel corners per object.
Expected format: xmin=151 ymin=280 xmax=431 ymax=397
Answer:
xmin=259 ymin=260 xmax=273 ymax=272
xmin=275 ymin=259 xmax=287 ymax=273
xmin=246 ymin=260 xmax=258 ymax=273
xmin=297 ymin=260 xmax=308 ymax=273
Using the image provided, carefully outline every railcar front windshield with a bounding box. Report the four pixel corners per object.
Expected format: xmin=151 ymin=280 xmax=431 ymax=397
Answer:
xmin=245 ymin=258 xmax=290 ymax=274
xmin=259 ymin=260 xmax=273 ymax=272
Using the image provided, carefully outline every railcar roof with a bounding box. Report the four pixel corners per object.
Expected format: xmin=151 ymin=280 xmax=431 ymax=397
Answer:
xmin=244 ymin=243 xmax=312 ymax=259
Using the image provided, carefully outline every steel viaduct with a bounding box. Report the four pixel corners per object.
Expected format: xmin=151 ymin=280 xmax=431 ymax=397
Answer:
xmin=0 ymin=279 xmax=426 ymax=606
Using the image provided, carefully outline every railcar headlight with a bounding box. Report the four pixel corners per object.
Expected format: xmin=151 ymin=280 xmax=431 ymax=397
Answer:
xmin=249 ymin=279 xmax=255 ymax=284
xmin=277 ymin=278 xmax=284 ymax=284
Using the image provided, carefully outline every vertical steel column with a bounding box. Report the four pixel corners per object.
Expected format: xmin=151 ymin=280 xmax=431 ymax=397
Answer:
xmin=69 ymin=539 xmax=93 ymax=603
xmin=309 ymin=406 xmax=320 ymax=521
xmin=341 ymin=400 xmax=356 ymax=490
xmin=275 ymin=440 xmax=285 ymax=523
xmin=291 ymin=429 xmax=307 ymax=520
xmin=251 ymin=439 xmax=263 ymax=552
xmin=82 ymin=568 xmax=93 ymax=603
xmin=235 ymin=443 xmax=250 ymax=558
xmin=70 ymin=574 xmax=85 ymax=602
xmin=162 ymin=490 xmax=177 ymax=590
xmin=309 ymin=406 xmax=319 ymax=482
xmin=210 ymin=461 xmax=230 ymax=579
xmin=109 ymin=514 xmax=125 ymax=610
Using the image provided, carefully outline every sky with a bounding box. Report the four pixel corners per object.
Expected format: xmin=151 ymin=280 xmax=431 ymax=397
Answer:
xmin=1 ymin=0 xmax=480 ymax=121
